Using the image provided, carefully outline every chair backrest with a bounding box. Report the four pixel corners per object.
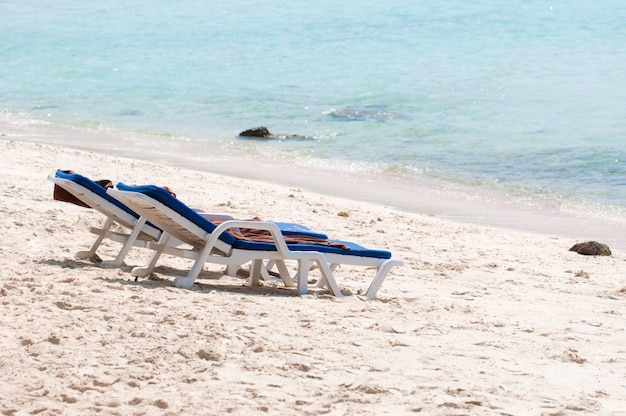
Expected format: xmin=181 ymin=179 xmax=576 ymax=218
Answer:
xmin=54 ymin=170 xmax=137 ymax=216
xmin=51 ymin=170 xmax=160 ymax=238
xmin=115 ymin=183 xmax=239 ymax=246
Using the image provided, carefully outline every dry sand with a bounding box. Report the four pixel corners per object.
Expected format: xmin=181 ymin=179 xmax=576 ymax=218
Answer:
xmin=1 ymin=135 xmax=625 ymax=415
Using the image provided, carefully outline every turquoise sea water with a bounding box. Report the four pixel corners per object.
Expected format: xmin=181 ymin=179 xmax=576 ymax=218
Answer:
xmin=2 ymin=1 xmax=626 ymax=216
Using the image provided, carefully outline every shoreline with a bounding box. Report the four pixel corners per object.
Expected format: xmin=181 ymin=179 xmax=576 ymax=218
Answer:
xmin=1 ymin=132 xmax=626 ymax=414
xmin=2 ymin=116 xmax=625 ymax=250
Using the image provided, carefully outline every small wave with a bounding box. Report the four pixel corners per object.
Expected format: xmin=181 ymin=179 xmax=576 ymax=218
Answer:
xmin=31 ymin=104 xmax=59 ymax=111
xmin=324 ymin=108 xmax=403 ymax=121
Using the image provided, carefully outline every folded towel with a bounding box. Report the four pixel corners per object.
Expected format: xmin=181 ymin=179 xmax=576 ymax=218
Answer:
xmin=214 ymin=218 xmax=350 ymax=250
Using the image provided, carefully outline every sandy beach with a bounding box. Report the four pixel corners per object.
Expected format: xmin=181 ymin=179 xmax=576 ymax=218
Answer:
xmin=1 ymin=130 xmax=626 ymax=414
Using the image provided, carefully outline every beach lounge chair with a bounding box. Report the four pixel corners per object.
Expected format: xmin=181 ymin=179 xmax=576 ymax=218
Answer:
xmin=49 ymin=170 xmax=330 ymax=272
xmin=48 ymin=170 xmax=166 ymax=267
xmin=107 ymin=183 xmax=403 ymax=298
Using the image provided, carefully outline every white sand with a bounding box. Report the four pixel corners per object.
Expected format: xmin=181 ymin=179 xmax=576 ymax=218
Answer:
xmin=1 ymin=133 xmax=626 ymax=415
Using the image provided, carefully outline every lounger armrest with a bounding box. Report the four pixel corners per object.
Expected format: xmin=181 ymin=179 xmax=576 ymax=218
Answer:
xmin=197 ymin=213 xmax=239 ymax=233
xmin=205 ymin=220 xmax=293 ymax=256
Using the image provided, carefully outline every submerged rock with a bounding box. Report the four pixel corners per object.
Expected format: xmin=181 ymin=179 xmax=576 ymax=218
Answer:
xmin=239 ymin=126 xmax=272 ymax=138
xmin=238 ymin=126 xmax=312 ymax=140
xmin=569 ymin=241 xmax=612 ymax=256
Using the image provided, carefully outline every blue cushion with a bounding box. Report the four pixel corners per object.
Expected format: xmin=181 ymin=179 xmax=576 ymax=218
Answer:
xmin=272 ymin=222 xmax=327 ymax=240
xmin=232 ymin=239 xmax=392 ymax=259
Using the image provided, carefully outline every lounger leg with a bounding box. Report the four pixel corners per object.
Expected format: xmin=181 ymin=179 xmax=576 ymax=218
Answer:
xmin=315 ymin=261 xmax=344 ymax=297
xmin=296 ymin=259 xmax=313 ymax=296
xmin=75 ymin=217 xmax=114 ymax=260
xmin=173 ymin=240 xmax=214 ymax=289
xmin=265 ymin=259 xmax=276 ymax=273
xmin=294 ymin=259 xmax=343 ymax=297
xmin=363 ymin=260 xmax=403 ymax=299
xmin=274 ymin=260 xmax=294 ymax=287
xmin=256 ymin=260 xmax=294 ymax=288
xmin=315 ymin=263 xmax=339 ymax=288
xmin=131 ymin=233 xmax=169 ymax=278
xmin=257 ymin=260 xmax=292 ymax=285
xmin=224 ymin=265 xmax=239 ymax=276
xmin=102 ymin=217 xmax=148 ymax=268
xmin=248 ymin=259 xmax=264 ymax=286
xmin=291 ymin=260 xmax=311 ymax=288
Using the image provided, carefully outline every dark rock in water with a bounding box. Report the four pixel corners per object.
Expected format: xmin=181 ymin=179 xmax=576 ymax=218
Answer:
xmin=238 ymin=127 xmax=313 ymax=141
xmin=569 ymin=241 xmax=612 ymax=256
xmin=239 ymin=126 xmax=272 ymax=138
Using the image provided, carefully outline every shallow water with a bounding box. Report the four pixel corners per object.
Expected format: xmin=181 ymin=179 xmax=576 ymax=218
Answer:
xmin=2 ymin=0 xmax=625 ymax=217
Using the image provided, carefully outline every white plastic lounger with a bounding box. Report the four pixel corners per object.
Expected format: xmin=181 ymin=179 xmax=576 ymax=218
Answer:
xmin=48 ymin=170 xmax=164 ymax=267
xmin=49 ymin=170 xmax=330 ymax=273
xmin=107 ymin=183 xmax=403 ymax=298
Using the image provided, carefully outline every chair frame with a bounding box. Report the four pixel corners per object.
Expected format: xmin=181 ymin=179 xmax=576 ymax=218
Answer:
xmin=108 ymin=187 xmax=403 ymax=298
